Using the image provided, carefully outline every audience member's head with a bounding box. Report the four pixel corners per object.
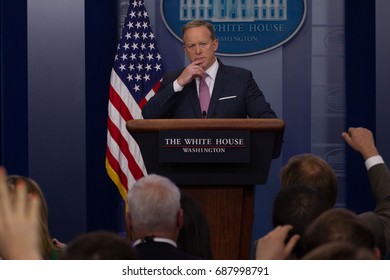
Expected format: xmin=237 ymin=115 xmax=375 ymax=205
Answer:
xmin=302 ymin=208 xmax=381 ymax=259
xmin=126 ymin=174 xmax=183 ymax=242
xmin=280 ymin=153 xmax=338 ymax=206
xmin=177 ymin=192 xmax=213 ymax=259
xmin=272 ymin=184 xmax=331 ymax=258
xmin=302 ymin=241 xmax=377 ymax=260
xmin=7 ymin=175 xmax=60 ymax=259
xmin=61 ymin=231 xmax=137 ymax=260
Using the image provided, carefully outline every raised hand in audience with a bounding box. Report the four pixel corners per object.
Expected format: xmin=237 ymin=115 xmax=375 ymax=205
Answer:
xmin=0 ymin=167 xmax=41 ymax=260
xmin=255 ymin=225 xmax=300 ymax=260
xmin=342 ymin=127 xmax=379 ymax=160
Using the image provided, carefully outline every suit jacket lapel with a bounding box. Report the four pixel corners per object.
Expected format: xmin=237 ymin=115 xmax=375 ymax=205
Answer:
xmin=184 ymin=80 xmax=203 ymax=118
xmin=207 ymin=63 xmax=228 ymax=117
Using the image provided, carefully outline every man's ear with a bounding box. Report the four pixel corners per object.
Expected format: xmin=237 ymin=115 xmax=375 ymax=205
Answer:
xmin=374 ymin=246 xmax=382 ymax=260
xmin=125 ymin=212 xmax=133 ymax=242
xmin=213 ymin=38 xmax=219 ymax=52
xmin=177 ymin=208 xmax=184 ymax=229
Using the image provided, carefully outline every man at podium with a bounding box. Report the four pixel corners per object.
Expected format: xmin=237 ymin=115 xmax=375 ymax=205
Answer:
xmin=142 ymin=20 xmax=276 ymax=119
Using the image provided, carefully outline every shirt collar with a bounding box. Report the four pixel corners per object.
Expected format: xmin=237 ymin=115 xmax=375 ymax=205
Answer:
xmin=132 ymin=237 xmax=177 ymax=248
xmin=205 ymin=59 xmax=219 ymax=81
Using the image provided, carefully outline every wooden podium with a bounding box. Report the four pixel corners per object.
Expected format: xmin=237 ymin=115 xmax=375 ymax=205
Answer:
xmin=126 ymin=119 xmax=284 ymax=259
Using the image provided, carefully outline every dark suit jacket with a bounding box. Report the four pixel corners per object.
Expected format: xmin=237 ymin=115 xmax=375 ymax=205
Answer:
xmin=358 ymin=163 xmax=390 ymax=258
xmin=142 ymin=60 xmax=277 ymax=119
xmin=134 ymin=241 xmax=201 ymax=260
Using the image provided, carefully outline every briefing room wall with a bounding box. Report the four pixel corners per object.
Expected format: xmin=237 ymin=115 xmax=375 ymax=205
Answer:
xmin=0 ymin=0 xmax=29 ymax=175
xmin=26 ymin=0 xmax=88 ymax=242
xmin=26 ymin=0 xmax=124 ymax=242
xmin=85 ymin=1 xmax=124 ymax=236
xmin=344 ymin=0 xmax=376 ymax=213
xmin=376 ymin=0 xmax=390 ymax=169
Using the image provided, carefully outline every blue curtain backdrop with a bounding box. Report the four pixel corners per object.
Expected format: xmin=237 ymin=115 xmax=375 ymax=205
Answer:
xmin=345 ymin=0 xmax=376 ymax=213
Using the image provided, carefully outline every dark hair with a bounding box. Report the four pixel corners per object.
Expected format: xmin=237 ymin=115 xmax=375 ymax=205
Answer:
xmin=302 ymin=208 xmax=378 ymax=257
xmin=62 ymin=231 xmax=137 ymax=260
xmin=272 ymin=184 xmax=331 ymax=258
xmin=280 ymin=153 xmax=338 ymax=206
xmin=302 ymin=241 xmax=377 ymax=260
xmin=177 ymin=192 xmax=214 ymax=259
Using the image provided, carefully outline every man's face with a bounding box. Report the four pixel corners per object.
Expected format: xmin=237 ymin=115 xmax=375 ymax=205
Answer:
xmin=183 ymin=26 xmax=218 ymax=71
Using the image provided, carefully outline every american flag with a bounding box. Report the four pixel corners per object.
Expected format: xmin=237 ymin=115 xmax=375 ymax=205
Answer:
xmin=106 ymin=0 xmax=164 ymax=201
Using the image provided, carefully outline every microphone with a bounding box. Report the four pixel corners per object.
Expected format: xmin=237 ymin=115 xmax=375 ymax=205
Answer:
xmin=202 ymin=111 xmax=207 ymax=118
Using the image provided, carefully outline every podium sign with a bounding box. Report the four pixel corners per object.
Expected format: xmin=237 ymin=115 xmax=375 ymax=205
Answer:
xmin=159 ymin=130 xmax=250 ymax=163
xmin=126 ymin=119 xmax=284 ymax=186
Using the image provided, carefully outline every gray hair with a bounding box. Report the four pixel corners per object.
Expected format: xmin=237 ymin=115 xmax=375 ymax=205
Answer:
xmin=127 ymin=174 xmax=181 ymax=232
